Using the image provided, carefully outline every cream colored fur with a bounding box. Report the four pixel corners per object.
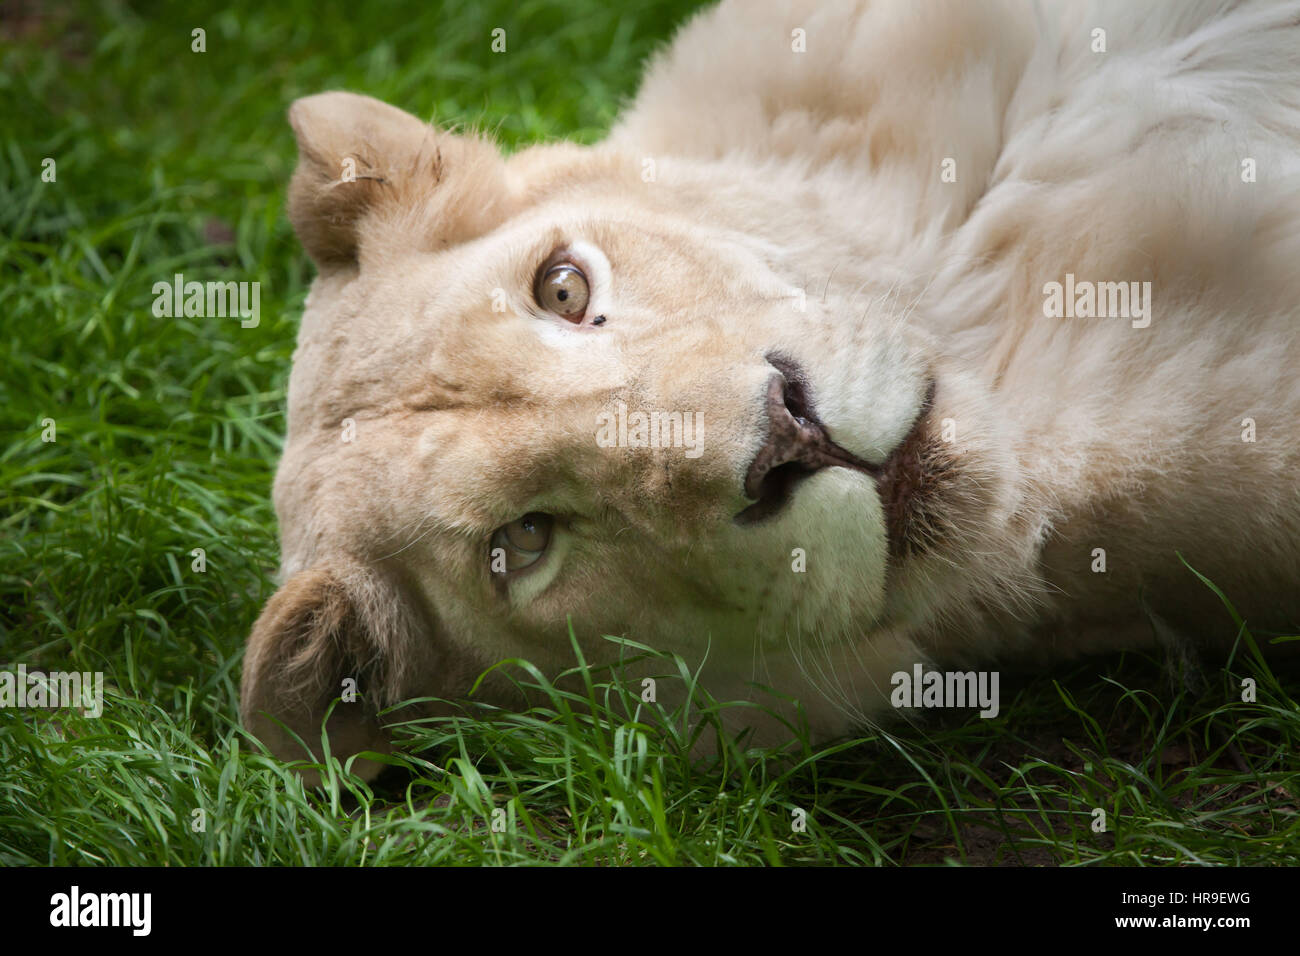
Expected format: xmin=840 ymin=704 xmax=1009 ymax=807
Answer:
xmin=242 ymin=0 xmax=1300 ymax=778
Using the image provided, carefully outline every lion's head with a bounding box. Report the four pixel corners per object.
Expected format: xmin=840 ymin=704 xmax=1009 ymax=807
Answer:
xmin=241 ymin=92 xmax=1026 ymax=777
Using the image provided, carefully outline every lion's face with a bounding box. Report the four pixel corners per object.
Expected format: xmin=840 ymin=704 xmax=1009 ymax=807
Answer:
xmin=243 ymin=93 xmax=1011 ymax=774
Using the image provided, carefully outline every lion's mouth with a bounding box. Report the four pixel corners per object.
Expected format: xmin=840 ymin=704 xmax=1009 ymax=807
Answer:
xmin=734 ymin=356 xmax=935 ymax=544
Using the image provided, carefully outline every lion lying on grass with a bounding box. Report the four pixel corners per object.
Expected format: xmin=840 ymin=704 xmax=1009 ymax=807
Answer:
xmin=243 ymin=0 xmax=1300 ymax=779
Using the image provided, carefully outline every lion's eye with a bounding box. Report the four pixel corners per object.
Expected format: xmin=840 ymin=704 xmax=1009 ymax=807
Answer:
xmin=491 ymin=512 xmax=554 ymax=572
xmin=535 ymin=262 xmax=589 ymax=322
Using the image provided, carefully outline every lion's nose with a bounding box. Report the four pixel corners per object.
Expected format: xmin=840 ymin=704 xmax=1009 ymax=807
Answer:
xmin=735 ymin=360 xmax=878 ymax=525
xmin=742 ymin=373 xmax=829 ymax=499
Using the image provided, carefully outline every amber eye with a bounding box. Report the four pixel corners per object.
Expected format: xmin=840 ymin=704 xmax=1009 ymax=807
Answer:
xmin=490 ymin=512 xmax=554 ymax=572
xmin=535 ymin=262 xmax=590 ymax=322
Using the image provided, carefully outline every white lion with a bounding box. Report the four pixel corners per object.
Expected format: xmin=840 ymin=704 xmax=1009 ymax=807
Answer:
xmin=243 ymin=0 xmax=1300 ymax=779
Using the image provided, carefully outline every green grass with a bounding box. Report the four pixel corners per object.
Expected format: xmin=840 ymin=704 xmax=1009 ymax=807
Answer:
xmin=2 ymin=0 xmax=1298 ymax=867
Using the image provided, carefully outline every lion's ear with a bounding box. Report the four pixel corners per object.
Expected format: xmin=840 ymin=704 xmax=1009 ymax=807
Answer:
xmin=286 ymin=91 xmax=509 ymax=271
xmin=240 ymin=561 xmax=421 ymax=784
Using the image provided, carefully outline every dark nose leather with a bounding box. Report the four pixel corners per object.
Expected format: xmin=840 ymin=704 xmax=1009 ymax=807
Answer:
xmin=744 ymin=374 xmax=878 ymax=498
xmin=737 ymin=368 xmax=878 ymax=524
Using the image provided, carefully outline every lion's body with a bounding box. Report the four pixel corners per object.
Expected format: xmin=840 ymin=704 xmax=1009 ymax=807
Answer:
xmin=616 ymin=0 xmax=1300 ymax=653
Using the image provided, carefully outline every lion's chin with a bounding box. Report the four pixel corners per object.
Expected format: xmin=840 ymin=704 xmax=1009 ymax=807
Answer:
xmin=872 ymin=378 xmax=946 ymax=559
